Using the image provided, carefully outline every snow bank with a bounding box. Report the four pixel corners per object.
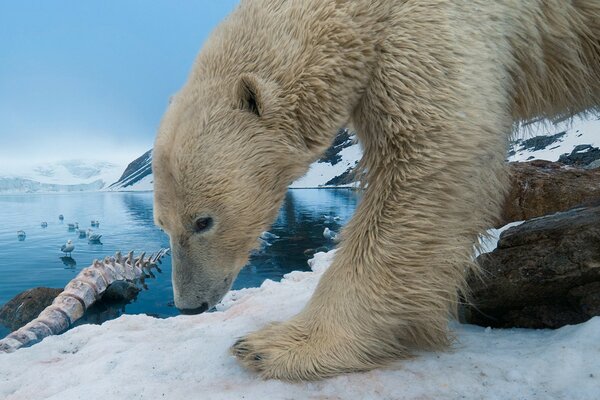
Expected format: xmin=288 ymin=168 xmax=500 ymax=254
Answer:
xmin=1 ymin=250 xmax=598 ymax=400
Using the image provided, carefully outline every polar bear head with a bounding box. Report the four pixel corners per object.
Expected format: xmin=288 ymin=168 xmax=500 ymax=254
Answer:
xmin=151 ymin=0 xmax=364 ymax=313
xmin=152 ymin=73 xmax=315 ymax=313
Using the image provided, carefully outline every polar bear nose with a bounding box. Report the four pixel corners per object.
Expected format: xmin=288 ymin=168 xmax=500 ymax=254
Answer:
xmin=179 ymin=302 xmax=209 ymax=315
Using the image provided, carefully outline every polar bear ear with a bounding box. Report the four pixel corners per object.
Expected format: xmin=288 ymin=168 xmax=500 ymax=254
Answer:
xmin=236 ymin=74 xmax=263 ymax=117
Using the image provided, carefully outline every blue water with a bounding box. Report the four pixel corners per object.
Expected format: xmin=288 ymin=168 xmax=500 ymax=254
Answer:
xmin=0 ymin=190 xmax=359 ymax=336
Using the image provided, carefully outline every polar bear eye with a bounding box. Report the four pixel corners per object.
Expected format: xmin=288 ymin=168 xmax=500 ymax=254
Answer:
xmin=194 ymin=217 xmax=214 ymax=233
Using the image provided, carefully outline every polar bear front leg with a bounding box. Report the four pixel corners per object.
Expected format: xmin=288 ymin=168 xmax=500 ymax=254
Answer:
xmin=232 ymin=18 xmax=513 ymax=378
xmin=232 ymin=91 xmax=510 ymax=382
xmin=231 ymin=228 xmax=415 ymax=380
xmin=231 ymin=143 xmax=508 ymax=381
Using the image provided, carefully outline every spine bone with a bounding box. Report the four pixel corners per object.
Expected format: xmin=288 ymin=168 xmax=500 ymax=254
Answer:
xmin=0 ymin=248 xmax=169 ymax=353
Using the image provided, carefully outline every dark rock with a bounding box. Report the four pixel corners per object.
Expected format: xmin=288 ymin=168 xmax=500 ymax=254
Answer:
xmin=558 ymin=144 xmax=600 ymax=167
xmin=585 ymin=159 xmax=600 ymax=170
xmin=464 ymin=205 xmax=600 ymax=329
xmin=317 ymin=128 xmax=352 ymax=166
xmin=499 ymin=160 xmax=600 ymax=226
xmin=303 ymin=246 xmax=330 ymax=257
xmin=509 ymin=131 xmax=566 ymax=154
xmin=324 ymin=164 xmax=358 ymax=186
xmin=0 ymin=287 xmax=62 ymax=331
xmin=569 ymin=282 xmax=600 ymax=317
xmin=102 ymin=281 xmax=141 ymax=302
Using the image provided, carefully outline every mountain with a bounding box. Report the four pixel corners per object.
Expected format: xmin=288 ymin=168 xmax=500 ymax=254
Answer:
xmin=111 ymin=116 xmax=600 ymax=191
xmin=109 ymin=129 xmax=363 ymax=191
xmin=0 ymin=160 xmax=124 ymax=194
xmin=107 ymin=150 xmax=153 ymax=191
xmin=507 ymin=115 xmax=600 ymax=165
xmin=290 ymin=128 xmax=362 ymax=188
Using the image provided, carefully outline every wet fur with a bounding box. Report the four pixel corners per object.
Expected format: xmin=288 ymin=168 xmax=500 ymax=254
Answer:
xmin=153 ymin=0 xmax=600 ymax=381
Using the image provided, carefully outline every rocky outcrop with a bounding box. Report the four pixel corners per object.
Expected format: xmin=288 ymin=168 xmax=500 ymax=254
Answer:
xmin=324 ymin=164 xmax=358 ymax=186
xmin=464 ymin=205 xmax=600 ymax=329
xmin=0 ymin=288 xmax=62 ymax=331
xmin=558 ymin=144 xmax=600 ymax=168
xmin=499 ymin=160 xmax=600 ymax=226
xmin=317 ymin=128 xmax=352 ymax=166
xmin=507 ymin=131 xmax=566 ymax=157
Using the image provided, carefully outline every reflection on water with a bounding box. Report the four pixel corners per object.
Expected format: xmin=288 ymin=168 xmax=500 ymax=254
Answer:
xmin=59 ymin=256 xmax=77 ymax=269
xmin=0 ymin=189 xmax=359 ymax=336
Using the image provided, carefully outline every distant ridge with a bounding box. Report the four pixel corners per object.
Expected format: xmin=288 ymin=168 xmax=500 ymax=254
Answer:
xmin=0 ymin=159 xmax=124 ymax=194
xmin=110 ymin=129 xmax=363 ymax=191
xmin=109 ymin=116 xmax=600 ymax=192
xmin=0 ymin=178 xmax=105 ymax=194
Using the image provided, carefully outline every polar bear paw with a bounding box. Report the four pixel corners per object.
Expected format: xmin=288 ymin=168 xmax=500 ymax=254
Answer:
xmin=231 ymin=318 xmax=391 ymax=381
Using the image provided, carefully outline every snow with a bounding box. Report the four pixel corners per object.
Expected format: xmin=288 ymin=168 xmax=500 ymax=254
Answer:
xmin=290 ymin=142 xmax=363 ymax=188
xmin=509 ymin=116 xmax=600 ymax=162
xmin=477 ymin=221 xmax=524 ymax=256
xmin=1 ymin=249 xmax=598 ymax=400
xmin=113 ymin=173 xmax=154 ymax=192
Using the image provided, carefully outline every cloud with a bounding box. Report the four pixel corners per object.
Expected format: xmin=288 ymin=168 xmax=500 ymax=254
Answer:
xmin=0 ymin=131 xmax=150 ymax=173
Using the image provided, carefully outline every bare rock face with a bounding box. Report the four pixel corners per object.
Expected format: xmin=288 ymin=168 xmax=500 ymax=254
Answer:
xmin=0 ymin=287 xmax=62 ymax=331
xmin=465 ymin=205 xmax=600 ymax=329
xmin=499 ymin=161 xmax=600 ymax=227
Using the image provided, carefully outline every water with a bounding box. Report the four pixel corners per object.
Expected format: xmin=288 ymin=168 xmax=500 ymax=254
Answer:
xmin=0 ymin=189 xmax=359 ymax=336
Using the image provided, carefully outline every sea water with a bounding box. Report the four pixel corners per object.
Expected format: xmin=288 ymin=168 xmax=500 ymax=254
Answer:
xmin=0 ymin=189 xmax=359 ymax=336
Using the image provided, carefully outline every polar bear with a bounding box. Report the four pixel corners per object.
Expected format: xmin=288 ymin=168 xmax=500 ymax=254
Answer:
xmin=152 ymin=0 xmax=600 ymax=380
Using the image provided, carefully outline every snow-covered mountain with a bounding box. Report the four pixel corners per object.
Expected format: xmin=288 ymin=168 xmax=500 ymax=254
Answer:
xmin=290 ymin=128 xmax=362 ymax=188
xmin=508 ymin=115 xmax=600 ymax=165
xmin=107 ymin=150 xmax=153 ymax=191
xmin=111 ymin=115 xmax=600 ymax=192
xmin=0 ymin=160 xmax=125 ymax=194
xmin=109 ymin=129 xmax=363 ymax=191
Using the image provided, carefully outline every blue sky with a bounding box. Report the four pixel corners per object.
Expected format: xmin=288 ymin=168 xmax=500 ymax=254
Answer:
xmin=0 ymin=0 xmax=238 ymax=169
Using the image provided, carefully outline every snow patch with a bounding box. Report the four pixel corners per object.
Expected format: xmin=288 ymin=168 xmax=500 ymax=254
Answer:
xmin=477 ymin=221 xmax=525 ymax=256
xmin=1 ymin=249 xmax=598 ymax=400
xmin=510 ymin=116 xmax=600 ymax=162
xmin=290 ymin=141 xmax=363 ymax=188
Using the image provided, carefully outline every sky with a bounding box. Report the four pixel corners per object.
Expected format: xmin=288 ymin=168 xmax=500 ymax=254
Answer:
xmin=0 ymin=0 xmax=239 ymax=171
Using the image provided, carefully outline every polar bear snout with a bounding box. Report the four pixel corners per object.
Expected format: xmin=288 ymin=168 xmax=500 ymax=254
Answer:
xmin=170 ymin=241 xmax=236 ymax=313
